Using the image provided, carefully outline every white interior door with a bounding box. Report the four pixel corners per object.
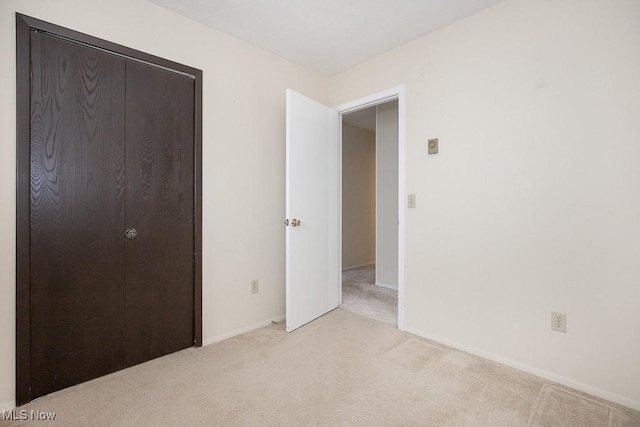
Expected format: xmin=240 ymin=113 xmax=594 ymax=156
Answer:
xmin=285 ymin=89 xmax=340 ymax=332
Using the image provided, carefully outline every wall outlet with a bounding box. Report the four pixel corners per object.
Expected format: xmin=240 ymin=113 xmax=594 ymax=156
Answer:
xmin=250 ymin=279 xmax=259 ymax=294
xmin=551 ymin=312 xmax=566 ymax=333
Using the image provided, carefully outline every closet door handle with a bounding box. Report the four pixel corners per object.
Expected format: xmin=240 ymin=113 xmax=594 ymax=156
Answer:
xmin=125 ymin=228 xmax=138 ymax=239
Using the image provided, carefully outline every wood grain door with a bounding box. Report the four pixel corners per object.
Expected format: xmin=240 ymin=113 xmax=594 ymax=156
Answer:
xmin=27 ymin=30 xmax=196 ymax=399
xmin=29 ymin=32 xmax=128 ymax=397
xmin=124 ymin=61 xmax=195 ymax=365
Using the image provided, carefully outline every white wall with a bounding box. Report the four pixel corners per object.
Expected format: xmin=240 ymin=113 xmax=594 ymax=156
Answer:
xmin=375 ymin=101 xmax=399 ymax=289
xmin=329 ymin=0 xmax=640 ymax=410
xmin=342 ymin=123 xmax=376 ymax=269
xmin=0 ymin=0 xmax=327 ymax=409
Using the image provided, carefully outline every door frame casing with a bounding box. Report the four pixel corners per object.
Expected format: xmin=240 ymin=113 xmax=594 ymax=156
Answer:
xmin=15 ymin=13 xmax=203 ymax=405
xmin=334 ymin=86 xmax=406 ymax=331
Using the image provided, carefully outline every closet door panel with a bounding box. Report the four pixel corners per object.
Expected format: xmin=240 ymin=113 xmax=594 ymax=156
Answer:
xmin=125 ymin=61 xmax=195 ymax=365
xmin=29 ymin=33 xmax=127 ymax=397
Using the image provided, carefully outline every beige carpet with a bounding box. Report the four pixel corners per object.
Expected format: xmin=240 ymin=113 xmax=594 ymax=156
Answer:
xmin=5 ymin=309 xmax=639 ymax=426
xmin=342 ymin=264 xmax=398 ymax=325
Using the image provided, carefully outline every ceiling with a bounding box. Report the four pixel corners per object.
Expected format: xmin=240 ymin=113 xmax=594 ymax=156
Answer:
xmin=150 ymin=0 xmax=505 ymax=75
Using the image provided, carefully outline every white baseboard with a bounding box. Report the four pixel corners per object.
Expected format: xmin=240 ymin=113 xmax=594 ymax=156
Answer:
xmin=375 ymin=281 xmax=397 ymax=290
xmin=404 ymin=326 xmax=640 ymax=411
xmin=0 ymin=400 xmax=15 ymax=412
xmin=202 ymin=315 xmax=286 ymax=347
xmin=342 ymin=262 xmax=375 ymax=271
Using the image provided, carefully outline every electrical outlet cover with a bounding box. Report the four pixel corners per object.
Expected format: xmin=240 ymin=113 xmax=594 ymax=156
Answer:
xmin=551 ymin=312 xmax=566 ymax=333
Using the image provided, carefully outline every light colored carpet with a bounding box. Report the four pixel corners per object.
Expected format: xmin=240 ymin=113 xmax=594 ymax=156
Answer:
xmin=342 ymin=264 xmax=397 ymax=325
xmin=5 ymin=308 xmax=639 ymax=426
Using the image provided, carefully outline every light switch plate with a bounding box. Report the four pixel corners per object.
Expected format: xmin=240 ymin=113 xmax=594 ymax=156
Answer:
xmin=408 ymin=194 xmax=416 ymax=208
xmin=428 ymin=138 xmax=438 ymax=154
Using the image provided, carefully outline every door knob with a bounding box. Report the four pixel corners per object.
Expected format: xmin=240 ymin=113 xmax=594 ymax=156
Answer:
xmin=291 ymin=219 xmax=301 ymax=227
xmin=125 ymin=228 xmax=138 ymax=239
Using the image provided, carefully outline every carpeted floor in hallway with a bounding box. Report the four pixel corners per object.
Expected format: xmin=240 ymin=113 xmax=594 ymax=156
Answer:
xmin=341 ymin=264 xmax=397 ymax=325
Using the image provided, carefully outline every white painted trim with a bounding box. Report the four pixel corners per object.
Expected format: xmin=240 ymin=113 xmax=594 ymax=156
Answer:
xmin=334 ymin=86 xmax=405 ymax=115
xmin=342 ymin=261 xmax=375 ymax=271
xmin=335 ymin=85 xmax=406 ymax=331
xmin=396 ymin=88 xmax=406 ymax=332
xmin=203 ymin=315 xmax=286 ymax=347
xmin=404 ymin=327 xmax=640 ymax=412
xmin=337 ymin=114 xmax=343 ymax=306
xmin=375 ymin=282 xmax=398 ymax=290
xmin=0 ymin=401 xmax=16 ymax=412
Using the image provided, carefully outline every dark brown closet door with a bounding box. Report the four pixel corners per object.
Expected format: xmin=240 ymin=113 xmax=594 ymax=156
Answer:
xmin=29 ymin=33 xmax=127 ymax=397
xmin=124 ymin=61 xmax=195 ymax=365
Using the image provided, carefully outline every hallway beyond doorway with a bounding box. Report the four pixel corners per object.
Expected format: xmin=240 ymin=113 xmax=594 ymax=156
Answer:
xmin=341 ymin=265 xmax=397 ymax=325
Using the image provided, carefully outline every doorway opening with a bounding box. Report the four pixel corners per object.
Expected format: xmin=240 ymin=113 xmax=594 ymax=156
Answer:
xmin=284 ymin=86 xmax=404 ymax=333
xmin=336 ymin=87 xmax=405 ymax=329
xmin=340 ymin=102 xmax=398 ymax=325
